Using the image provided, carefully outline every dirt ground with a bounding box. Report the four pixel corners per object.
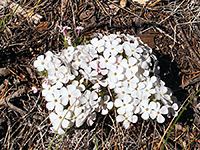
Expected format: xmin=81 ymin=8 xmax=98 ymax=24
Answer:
xmin=0 ymin=0 xmax=200 ymax=149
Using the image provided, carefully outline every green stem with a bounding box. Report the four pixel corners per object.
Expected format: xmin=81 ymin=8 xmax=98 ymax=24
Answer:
xmin=0 ymin=0 xmax=24 ymax=33
xmin=162 ymin=88 xmax=200 ymax=149
xmin=48 ymin=97 xmax=80 ymax=150
xmin=182 ymin=133 xmax=200 ymax=150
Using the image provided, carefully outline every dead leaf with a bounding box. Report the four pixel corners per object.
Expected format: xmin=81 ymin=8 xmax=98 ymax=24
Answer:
xmin=132 ymin=0 xmax=149 ymax=4
xmin=120 ymin=0 xmax=127 ymax=8
xmin=139 ymin=33 xmax=157 ymax=48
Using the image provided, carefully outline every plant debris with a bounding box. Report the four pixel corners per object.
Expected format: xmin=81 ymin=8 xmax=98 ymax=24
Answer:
xmin=0 ymin=0 xmax=200 ymax=149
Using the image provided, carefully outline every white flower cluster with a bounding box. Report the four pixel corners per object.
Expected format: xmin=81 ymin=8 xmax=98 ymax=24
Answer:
xmin=34 ymin=34 xmax=178 ymax=134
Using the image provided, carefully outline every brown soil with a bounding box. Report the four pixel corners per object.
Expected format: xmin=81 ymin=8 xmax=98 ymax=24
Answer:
xmin=0 ymin=0 xmax=200 ymax=149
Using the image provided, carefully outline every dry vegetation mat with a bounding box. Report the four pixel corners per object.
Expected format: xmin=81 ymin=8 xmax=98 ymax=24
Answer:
xmin=0 ymin=0 xmax=200 ymax=149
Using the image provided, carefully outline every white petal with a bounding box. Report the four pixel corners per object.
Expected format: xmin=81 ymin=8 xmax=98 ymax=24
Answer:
xmin=55 ymin=104 xmax=63 ymax=113
xmin=126 ymin=104 xmax=134 ymax=112
xmin=157 ymin=114 xmax=165 ymax=123
xmin=129 ymin=115 xmax=138 ymax=123
xmin=91 ymin=91 xmax=98 ymax=100
xmin=129 ymin=57 xmax=137 ymax=65
xmin=76 ymin=119 xmax=84 ymax=127
xmin=62 ymin=119 xmax=70 ymax=128
xmin=46 ymin=102 xmax=54 ymax=111
xmin=117 ymin=107 xmax=125 ymax=115
xmin=160 ymin=106 xmax=168 ymax=114
xmin=116 ymin=115 xmax=125 ymax=122
xmin=57 ymin=128 xmax=65 ymax=135
xmin=49 ymin=112 xmax=57 ymax=122
xmin=141 ymin=112 xmax=149 ymax=120
xmin=149 ymin=102 xmax=157 ymax=109
xmin=101 ymin=109 xmax=108 ymax=115
xmin=114 ymin=99 xmax=123 ymax=107
xmin=123 ymin=120 xmax=130 ymax=129
xmin=150 ymin=111 xmax=157 ymax=119
xmin=172 ymin=103 xmax=178 ymax=110
xmin=101 ymin=69 xmax=108 ymax=75
xmin=107 ymin=102 xmax=113 ymax=110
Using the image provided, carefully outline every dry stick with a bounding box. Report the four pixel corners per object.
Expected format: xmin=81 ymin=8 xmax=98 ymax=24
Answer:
xmin=95 ymin=0 xmax=110 ymax=17
xmin=154 ymin=26 xmax=177 ymax=43
xmin=173 ymin=126 xmax=188 ymax=142
xmin=150 ymin=0 xmax=163 ymax=7
xmin=137 ymin=120 xmax=145 ymax=149
xmin=107 ymin=0 xmax=155 ymax=24
xmin=74 ymin=132 xmax=87 ymax=149
xmin=107 ymin=87 xmax=122 ymax=150
xmin=175 ymin=21 xmax=200 ymax=65
xmin=0 ymin=81 xmax=26 ymax=116
xmin=157 ymin=92 xmax=193 ymax=149
xmin=158 ymin=0 xmax=186 ymax=25
xmin=70 ymin=0 xmax=76 ymax=28
xmin=151 ymin=121 xmax=157 ymax=150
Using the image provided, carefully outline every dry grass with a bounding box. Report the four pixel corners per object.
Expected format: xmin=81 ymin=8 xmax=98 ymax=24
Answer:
xmin=0 ymin=0 xmax=200 ymax=149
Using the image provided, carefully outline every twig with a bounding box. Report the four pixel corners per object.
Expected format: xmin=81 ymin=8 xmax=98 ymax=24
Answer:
xmin=154 ymin=26 xmax=177 ymax=43
xmin=150 ymin=0 xmax=163 ymax=7
xmin=157 ymin=91 xmax=194 ymax=149
xmin=175 ymin=18 xmax=200 ymax=64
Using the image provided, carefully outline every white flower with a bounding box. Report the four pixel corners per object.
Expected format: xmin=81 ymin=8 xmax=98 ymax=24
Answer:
xmin=99 ymin=55 xmax=116 ymax=69
xmin=155 ymin=80 xmax=172 ymax=104
xmin=81 ymin=90 xmax=99 ymax=110
xmin=86 ymin=111 xmax=96 ymax=126
xmin=91 ymin=37 xmax=105 ymax=53
xmin=45 ymin=51 xmax=54 ymax=57
xmin=45 ymin=90 xmax=63 ymax=113
xmin=42 ymin=83 xmax=57 ymax=97
xmin=116 ymin=112 xmax=138 ymax=129
xmin=122 ymin=75 xmax=139 ymax=89
xmin=115 ymin=86 xmax=131 ymax=100
xmin=99 ymin=95 xmax=113 ymax=115
xmin=114 ymin=97 xmax=133 ymax=115
xmin=121 ymin=57 xmax=138 ymax=77
xmin=72 ymin=105 xmax=86 ymax=127
xmin=90 ymin=60 xmax=108 ymax=75
xmin=81 ymin=44 xmax=98 ymax=60
xmin=107 ymin=65 xmax=124 ymax=84
xmin=114 ymin=55 xmax=123 ymax=69
xmin=103 ymin=34 xmax=121 ymax=44
xmin=48 ymin=74 xmax=65 ymax=88
xmin=47 ymin=57 xmax=64 ymax=77
xmin=140 ymin=101 xmax=156 ymax=120
xmin=72 ymin=51 xmax=88 ymax=70
xmin=123 ymin=41 xmax=143 ymax=58
xmin=122 ymin=34 xmax=138 ymax=42
xmin=79 ymin=63 xmax=99 ymax=80
xmin=137 ymin=60 xmax=150 ymax=77
xmin=106 ymin=77 xmax=122 ymax=89
xmin=167 ymin=103 xmax=179 ymax=118
xmin=150 ymin=103 xmax=168 ymax=123
xmin=49 ymin=110 xmax=72 ymax=134
xmin=138 ymin=77 xmax=156 ymax=99
xmin=60 ymin=84 xmax=81 ymax=106
xmin=34 ymin=55 xmax=51 ymax=71
xmin=90 ymin=75 xmax=108 ymax=90
xmin=104 ymin=39 xmax=123 ymax=56
xmin=62 ymin=46 xmax=75 ymax=62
